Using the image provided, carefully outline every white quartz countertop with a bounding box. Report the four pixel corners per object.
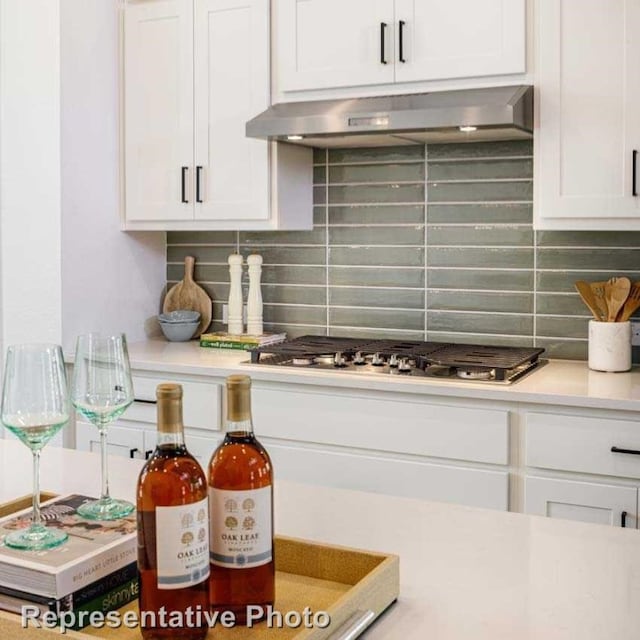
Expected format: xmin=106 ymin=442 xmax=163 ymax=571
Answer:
xmin=123 ymin=340 xmax=640 ymax=411
xmin=1 ymin=439 xmax=638 ymax=640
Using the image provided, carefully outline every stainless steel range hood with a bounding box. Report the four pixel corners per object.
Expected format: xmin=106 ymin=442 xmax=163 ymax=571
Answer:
xmin=246 ymin=86 xmax=533 ymax=148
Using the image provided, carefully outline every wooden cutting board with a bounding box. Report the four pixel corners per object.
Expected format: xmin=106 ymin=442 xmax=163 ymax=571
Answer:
xmin=163 ymin=256 xmax=212 ymax=337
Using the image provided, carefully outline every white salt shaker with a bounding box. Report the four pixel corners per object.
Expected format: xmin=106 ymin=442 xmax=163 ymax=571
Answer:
xmin=247 ymin=254 xmax=263 ymax=336
xmin=227 ymin=254 xmax=244 ymax=335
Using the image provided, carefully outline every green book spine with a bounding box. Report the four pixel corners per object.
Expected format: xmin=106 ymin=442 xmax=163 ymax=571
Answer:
xmin=199 ymin=340 xmax=253 ymax=350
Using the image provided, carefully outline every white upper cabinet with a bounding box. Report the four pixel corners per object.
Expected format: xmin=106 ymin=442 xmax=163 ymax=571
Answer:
xmin=123 ymin=0 xmax=312 ymax=230
xmin=275 ymin=0 xmax=525 ymax=93
xmin=535 ymin=0 xmax=640 ymax=230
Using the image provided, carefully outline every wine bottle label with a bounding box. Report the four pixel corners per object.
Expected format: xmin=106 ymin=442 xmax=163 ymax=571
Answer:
xmin=155 ymin=498 xmax=210 ymax=590
xmin=209 ymin=486 xmax=272 ymax=569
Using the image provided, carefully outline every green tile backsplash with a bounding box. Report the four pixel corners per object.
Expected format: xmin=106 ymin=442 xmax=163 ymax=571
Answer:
xmin=167 ymin=140 xmax=640 ymax=360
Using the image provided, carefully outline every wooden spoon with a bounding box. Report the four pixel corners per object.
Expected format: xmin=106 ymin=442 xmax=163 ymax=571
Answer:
xmin=574 ymin=281 xmax=603 ymax=320
xmin=604 ymin=276 xmax=631 ymax=322
xmin=590 ymin=281 xmax=608 ymax=321
xmin=617 ymin=281 xmax=640 ymax=322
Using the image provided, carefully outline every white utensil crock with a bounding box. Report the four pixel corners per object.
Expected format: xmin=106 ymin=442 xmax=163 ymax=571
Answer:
xmin=588 ymin=320 xmax=631 ymax=372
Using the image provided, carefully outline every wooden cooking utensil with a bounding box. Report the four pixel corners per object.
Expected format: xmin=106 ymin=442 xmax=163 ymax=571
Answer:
xmin=574 ymin=281 xmax=603 ymax=320
xmin=604 ymin=276 xmax=631 ymax=322
xmin=618 ymin=281 xmax=640 ymax=322
xmin=590 ymin=281 xmax=608 ymax=321
xmin=163 ymin=256 xmax=212 ymax=337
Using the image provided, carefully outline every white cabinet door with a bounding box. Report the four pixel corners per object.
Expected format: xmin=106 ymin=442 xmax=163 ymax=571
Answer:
xmin=75 ymin=420 xmax=146 ymax=459
xmin=394 ymin=0 xmax=525 ymax=83
xmin=276 ymin=0 xmax=395 ymax=91
xmin=124 ymin=0 xmax=194 ymax=222
xmin=194 ymin=0 xmax=270 ymax=221
xmin=535 ymin=0 xmax=640 ymax=229
xmin=525 ymin=476 xmax=637 ymax=528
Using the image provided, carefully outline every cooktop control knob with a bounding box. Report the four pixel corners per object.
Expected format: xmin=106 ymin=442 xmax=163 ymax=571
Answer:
xmin=353 ymin=351 xmax=366 ymax=365
xmin=334 ymin=351 xmax=347 ymax=367
xmin=389 ymin=353 xmax=399 ymax=368
xmin=371 ymin=352 xmax=384 ymax=366
xmin=398 ymin=358 xmax=412 ymax=373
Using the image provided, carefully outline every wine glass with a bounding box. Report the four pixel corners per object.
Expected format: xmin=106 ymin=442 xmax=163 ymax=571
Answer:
xmin=71 ymin=333 xmax=134 ymax=520
xmin=1 ymin=344 xmax=70 ymax=550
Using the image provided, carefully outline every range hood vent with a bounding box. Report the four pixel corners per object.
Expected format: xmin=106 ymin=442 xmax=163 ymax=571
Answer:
xmin=246 ymin=85 xmax=533 ymax=148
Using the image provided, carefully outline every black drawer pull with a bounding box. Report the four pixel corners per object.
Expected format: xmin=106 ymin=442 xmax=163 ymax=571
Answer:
xmin=134 ymin=398 xmax=157 ymax=405
xmin=145 ymin=449 xmax=154 ymax=460
xmin=398 ymin=20 xmax=406 ymax=63
xmin=196 ymin=165 xmax=203 ymax=203
xmin=633 ymin=150 xmax=638 ymax=197
xmin=380 ymin=23 xmax=387 ymax=64
xmin=621 ymin=511 xmax=628 ymax=528
xmin=129 ymin=448 xmax=139 ymax=459
xmin=611 ymin=446 xmax=640 ymax=456
xmin=181 ymin=166 xmax=189 ymax=203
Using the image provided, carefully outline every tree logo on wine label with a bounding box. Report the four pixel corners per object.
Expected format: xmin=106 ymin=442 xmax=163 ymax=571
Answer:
xmin=242 ymin=516 xmax=255 ymax=530
xmin=242 ymin=498 xmax=255 ymax=512
xmin=181 ymin=513 xmax=194 ymax=528
xmin=197 ymin=508 xmax=206 ymax=522
xmin=181 ymin=531 xmax=194 ymax=545
xmin=225 ymin=516 xmax=238 ymax=529
xmin=224 ymin=498 xmax=238 ymax=513
xmin=198 ymin=527 xmax=207 ymax=542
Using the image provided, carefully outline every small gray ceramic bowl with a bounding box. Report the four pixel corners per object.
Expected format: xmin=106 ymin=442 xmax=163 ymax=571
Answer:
xmin=158 ymin=310 xmax=201 ymax=324
xmin=159 ymin=319 xmax=200 ymax=342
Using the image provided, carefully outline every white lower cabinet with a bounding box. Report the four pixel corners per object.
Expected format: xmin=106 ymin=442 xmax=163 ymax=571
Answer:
xmin=76 ymin=420 xmax=151 ymax=460
xmin=525 ymin=476 xmax=637 ymax=528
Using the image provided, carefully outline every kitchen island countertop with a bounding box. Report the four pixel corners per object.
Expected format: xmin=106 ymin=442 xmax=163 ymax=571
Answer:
xmin=122 ymin=340 xmax=640 ymax=412
xmin=1 ymin=439 xmax=638 ymax=640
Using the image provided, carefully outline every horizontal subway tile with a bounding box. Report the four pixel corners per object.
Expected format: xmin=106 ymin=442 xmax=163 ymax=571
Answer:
xmin=329 ymin=266 xmax=425 ymax=288
xmin=263 ymin=305 xmax=327 ymax=325
xmin=329 ymin=226 xmax=423 ymax=246
xmin=239 ymin=246 xmax=325 ymax=265
xmin=313 ymin=186 xmax=326 ymax=205
xmin=427 ymin=311 xmax=533 ymax=336
xmin=260 ymin=285 xmax=327 ymax=306
xmin=313 ymin=148 xmax=326 ymax=164
xmin=535 ymin=339 xmax=587 ymax=360
xmin=329 ymin=183 xmax=424 ymax=204
xmin=537 ymin=248 xmax=640 ymax=271
xmin=329 ymin=287 xmax=424 ymax=309
xmin=536 ymin=293 xmax=591 ymax=316
xmin=426 ymin=332 xmax=533 ymax=347
xmin=328 ymin=326 xmax=425 ymax=340
xmin=429 ymin=180 xmax=532 ymax=203
xmin=428 ymin=268 xmax=534 ymax=291
xmin=313 ymin=206 xmax=326 ymax=225
xmin=428 ymin=140 xmax=532 ymax=160
xmin=329 ymin=146 xmax=424 ymax=164
xmin=537 ymin=230 xmax=640 ymax=247
xmin=167 ymin=231 xmax=237 ymax=245
xmin=167 ymin=264 xmax=229 ymax=284
xmin=313 ymin=165 xmax=327 ymax=184
xmin=264 ymin=323 xmax=327 ymax=339
xmin=536 ymin=316 xmax=588 ymax=339
xmin=427 ymin=225 xmax=533 ymax=247
xmin=329 ymin=163 xmax=424 ymax=184
xmin=428 ymin=203 xmax=532 ymax=225
xmin=428 ymin=290 xmax=533 ymax=314
xmin=428 ymin=159 xmax=532 ymax=181
xmin=330 ymin=246 xmax=424 ymax=267
xmin=537 ymin=270 xmax=640 ymax=293
xmin=428 ymin=247 xmax=533 ymax=269
xmin=329 ymin=204 xmax=424 ymax=225
xmin=239 ymin=228 xmax=326 ymax=245
xmin=167 ymin=246 xmax=238 ymax=264
xmin=330 ymin=307 xmax=424 ymax=331
xmin=258 ymin=265 xmax=326 ymax=286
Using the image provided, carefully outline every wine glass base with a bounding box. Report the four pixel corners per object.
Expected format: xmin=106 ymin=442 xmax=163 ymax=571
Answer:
xmin=77 ymin=498 xmax=134 ymax=521
xmin=5 ymin=525 xmax=68 ymax=551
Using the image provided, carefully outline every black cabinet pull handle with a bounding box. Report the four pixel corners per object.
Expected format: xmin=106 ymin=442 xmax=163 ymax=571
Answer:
xmin=621 ymin=511 xmax=628 ymax=527
xmin=611 ymin=446 xmax=640 ymax=455
xmin=380 ymin=22 xmax=387 ymax=64
xmin=129 ymin=448 xmax=139 ymax=459
xmin=145 ymin=449 xmax=154 ymax=460
xmin=633 ymin=150 xmax=638 ymax=197
xmin=181 ymin=166 xmax=189 ymax=203
xmin=196 ymin=166 xmax=203 ymax=203
xmin=399 ymin=20 xmax=406 ymax=63
xmin=134 ymin=398 xmax=157 ymax=405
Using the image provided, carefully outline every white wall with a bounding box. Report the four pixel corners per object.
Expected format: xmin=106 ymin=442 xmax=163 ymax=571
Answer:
xmin=0 ymin=0 xmax=63 ymax=349
xmin=60 ymin=0 xmax=165 ymax=352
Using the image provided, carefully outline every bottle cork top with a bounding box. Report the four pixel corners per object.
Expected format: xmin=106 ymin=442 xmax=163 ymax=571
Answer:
xmin=226 ymin=375 xmax=252 ymax=422
xmin=156 ymin=383 xmax=183 ymax=399
xmin=156 ymin=383 xmax=183 ymax=433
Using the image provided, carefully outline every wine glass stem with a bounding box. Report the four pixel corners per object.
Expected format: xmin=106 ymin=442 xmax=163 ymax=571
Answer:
xmin=99 ymin=428 xmax=110 ymax=502
xmin=32 ymin=450 xmax=42 ymax=528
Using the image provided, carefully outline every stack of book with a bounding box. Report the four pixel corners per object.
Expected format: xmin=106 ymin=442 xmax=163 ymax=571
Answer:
xmin=0 ymin=494 xmax=138 ymax=630
xmin=200 ymin=331 xmax=286 ymax=350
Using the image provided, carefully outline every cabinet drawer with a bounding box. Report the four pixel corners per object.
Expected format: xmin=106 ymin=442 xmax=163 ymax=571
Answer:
xmin=266 ymin=440 xmax=508 ymax=510
xmin=76 ymin=420 xmax=145 ymax=459
xmin=128 ymin=374 xmax=221 ymax=431
xmin=526 ymin=412 xmax=640 ymax=479
xmin=253 ymin=388 xmax=509 ymax=464
xmin=525 ymin=476 xmax=637 ymax=528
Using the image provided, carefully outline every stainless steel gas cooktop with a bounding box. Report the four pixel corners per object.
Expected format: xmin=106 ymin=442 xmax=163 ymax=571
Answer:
xmin=248 ymin=336 xmax=546 ymax=385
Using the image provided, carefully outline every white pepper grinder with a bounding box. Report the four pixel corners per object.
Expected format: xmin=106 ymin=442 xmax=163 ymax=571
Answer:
xmin=227 ymin=253 xmax=244 ymax=335
xmin=247 ymin=254 xmax=263 ymax=336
